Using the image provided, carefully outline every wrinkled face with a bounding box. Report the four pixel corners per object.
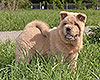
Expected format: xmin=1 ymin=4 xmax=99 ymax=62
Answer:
xmin=62 ymin=16 xmax=80 ymax=41
xmin=58 ymin=11 xmax=87 ymax=43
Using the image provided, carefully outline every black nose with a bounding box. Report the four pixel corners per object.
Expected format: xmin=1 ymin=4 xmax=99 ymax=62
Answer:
xmin=66 ymin=27 xmax=71 ymax=32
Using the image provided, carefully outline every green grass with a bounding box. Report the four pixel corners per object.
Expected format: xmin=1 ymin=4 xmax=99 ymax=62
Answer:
xmin=0 ymin=9 xmax=100 ymax=31
xmin=0 ymin=39 xmax=100 ymax=80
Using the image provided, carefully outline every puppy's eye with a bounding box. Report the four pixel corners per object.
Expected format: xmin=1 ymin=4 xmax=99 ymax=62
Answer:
xmin=74 ymin=23 xmax=80 ymax=30
xmin=63 ymin=23 xmax=67 ymax=25
xmin=74 ymin=23 xmax=79 ymax=27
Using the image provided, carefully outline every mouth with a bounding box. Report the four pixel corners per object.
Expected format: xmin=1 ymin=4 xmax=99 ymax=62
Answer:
xmin=65 ymin=34 xmax=78 ymax=40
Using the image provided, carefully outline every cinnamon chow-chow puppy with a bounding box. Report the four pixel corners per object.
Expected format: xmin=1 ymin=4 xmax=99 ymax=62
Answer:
xmin=15 ymin=11 xmax=87 ymax=68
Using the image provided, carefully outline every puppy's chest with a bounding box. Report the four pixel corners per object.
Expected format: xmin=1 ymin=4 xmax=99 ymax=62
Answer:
xmin=50 ymin=30 xmax=70 ymax=54
xmin=50 ymin=28 xmax=77 ymax=55
xmin=51 ymin=40 xmax=73 ymax=54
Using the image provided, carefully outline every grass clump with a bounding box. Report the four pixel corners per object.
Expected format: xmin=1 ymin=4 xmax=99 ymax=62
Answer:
xmin=87 ymin=25 xmax=100 ymax=43
xmin=0 ymin=40 xmax=15 ymax=68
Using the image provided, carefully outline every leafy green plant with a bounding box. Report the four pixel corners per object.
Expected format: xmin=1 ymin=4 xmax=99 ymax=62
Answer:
xmin=1 ymin=0 xmax=31 ymax=11
xmin=74 ymin=0 xmax=82 ymax=9
xmin=80 ymin=6 xmax=87 ymax=10
xmin=87 ymin=25 xmax=100 ymax=43
xmin=42 ymin=1 xmax=49 ymax=6
xmin=20 ymin=0 xmax=31 ymax=9
xmin=91 ymin=0 xmax=98 ymax=8
xmin=0 ymin=0 xmax=2 ymax=3
xmin=50 ymin=0 xmax=64 ymax=9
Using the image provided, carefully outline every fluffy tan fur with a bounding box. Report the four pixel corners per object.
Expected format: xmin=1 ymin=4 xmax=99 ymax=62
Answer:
xmin=50 ymin=11 xmax=87 ymax=68
xmin=15 ymin=20 xmax=50 ymax=62
xmin=15 ymin=11 xmax=87 ymax=68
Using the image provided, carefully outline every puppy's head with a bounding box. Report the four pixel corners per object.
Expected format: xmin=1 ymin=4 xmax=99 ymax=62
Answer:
xmin=58 ymin=11 xmax=87 ymax=44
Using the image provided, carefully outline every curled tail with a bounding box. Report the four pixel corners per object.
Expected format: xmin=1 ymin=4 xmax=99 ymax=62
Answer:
xmin=25 ymin=20 xmax=50 ymax=37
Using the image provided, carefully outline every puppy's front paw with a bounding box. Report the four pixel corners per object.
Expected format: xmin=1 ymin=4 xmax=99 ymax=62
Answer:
xmin=70 ymin=62 xmax=77 ymax=71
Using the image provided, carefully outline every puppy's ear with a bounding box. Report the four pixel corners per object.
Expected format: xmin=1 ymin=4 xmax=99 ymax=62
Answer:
xmin=77 ymin=13 xmax=87 ymax=23
xmin=60 ymin=11 xmax=68 ymax=20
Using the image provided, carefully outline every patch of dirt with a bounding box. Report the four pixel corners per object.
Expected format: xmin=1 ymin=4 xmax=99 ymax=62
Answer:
xmin=0 ymin=30 xmax=23 ymax=43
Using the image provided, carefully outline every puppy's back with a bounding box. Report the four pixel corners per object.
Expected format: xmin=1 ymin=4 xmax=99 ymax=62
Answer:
xmin=15 ymin=20 xmax=50 ymax=63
